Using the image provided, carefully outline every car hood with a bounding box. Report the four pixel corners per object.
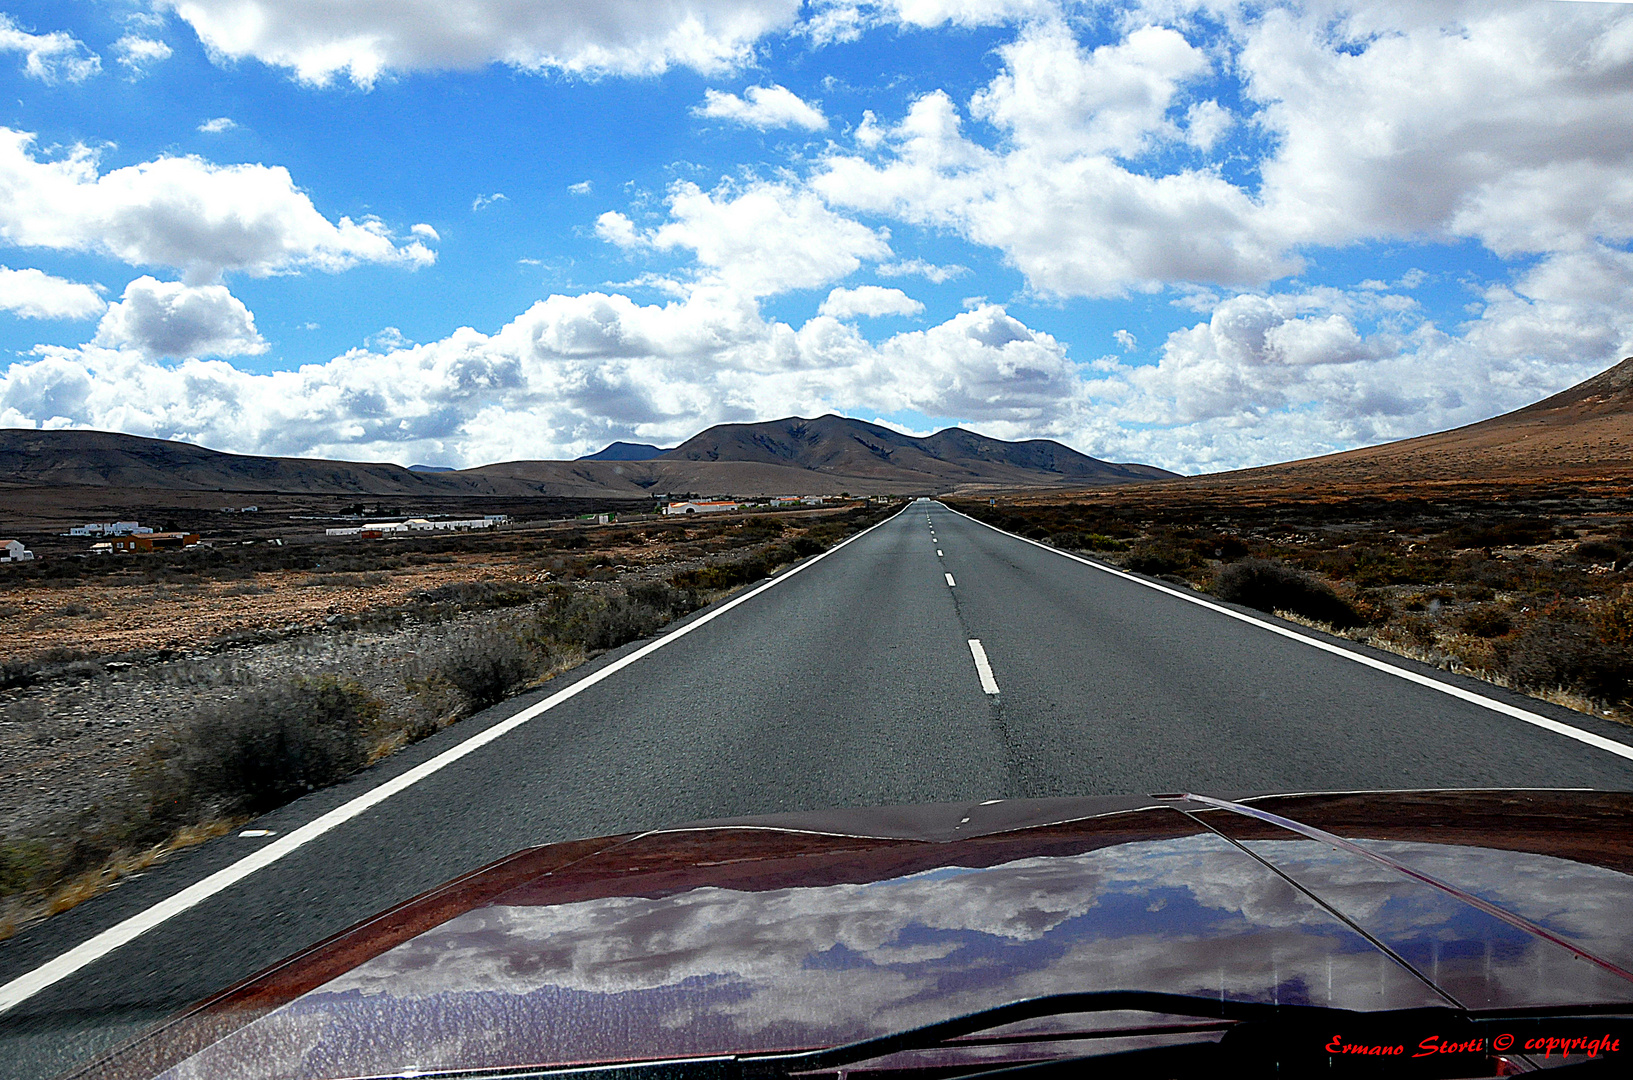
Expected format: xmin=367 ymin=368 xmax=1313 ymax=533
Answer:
xmin=90 ymin=789 xmax=1633 ymax=1079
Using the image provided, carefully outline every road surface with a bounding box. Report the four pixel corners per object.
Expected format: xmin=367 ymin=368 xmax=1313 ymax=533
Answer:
xmin=4 ymin=498 xmax=1632 ymax=1077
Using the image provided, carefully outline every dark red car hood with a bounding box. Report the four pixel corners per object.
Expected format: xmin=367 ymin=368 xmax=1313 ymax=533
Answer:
xmin=90 ymin=790 xmax=1633 ymax=1078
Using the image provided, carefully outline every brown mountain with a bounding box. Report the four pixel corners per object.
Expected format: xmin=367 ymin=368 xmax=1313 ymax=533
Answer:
xmin=1221 ymin=357 xmax=1633 ymax=488
xmin=0 ymin=416 xmax=1172 ymax=500
xmin=659 ymin=415 xmax=1173 ymax=487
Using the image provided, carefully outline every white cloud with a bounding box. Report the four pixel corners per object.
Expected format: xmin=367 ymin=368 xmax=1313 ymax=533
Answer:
xmin=113 ymin=34 xmax=173 ymax=74
xmin=696 ymin=84 xmax=827 ymax=130
xmin=0 ymin=267 xmax=106 ymax=320
xmin=0 ymin=286 xmax=1081 ymax=466
xmin=92 ymin=276 xmax=267 ymax=359
xmin=594 ymin=211 xmax=642 ymax=249
xmin=197 ymin=117 xmax=237 ymax=133
xmin=876 ymin=258 xmax=967 ymax=283
xmin=1245 ymin=2 xmax=1633 ymax=257
xmin=817 ymin=87 xmax=1290 ymax=299
xmin=568 ymin=180 xmax=594 ymax=196
xmin=611 ymin=180 xmax=892 ymax=297
xmin=819 ymin=285 xmax=923 ymax=319
xmin=1077 ymin=249 xmax=1633 ymax=473
xmin=472 ymin=192 xmax=507 ymax=211
xmin=1113 ymin=329 xmax=1136 ymax=351
xmin=410 ymin=223 xmax=440 ymax=241
xmin=157 ymin=0 xmax=803 ymax=86
xmin=0 ymin=15 xmax=100 ymax=83
xmin=0 ymin=128 xmax=433 ymax=281
xmin=803 ymin=0 xmax=1055 ymax=45
xmin=1182 ymin=100 xmax=1231 ymax=152
xmin=969 ymin=23 xmax=1209 ymax=160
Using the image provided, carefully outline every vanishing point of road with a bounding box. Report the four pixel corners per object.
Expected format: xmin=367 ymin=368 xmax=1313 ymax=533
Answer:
xmin=5 ymin=498 xmax=1633 ymax=1077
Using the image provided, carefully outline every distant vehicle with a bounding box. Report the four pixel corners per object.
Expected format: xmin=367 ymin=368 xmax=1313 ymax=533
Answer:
xmin=83 ymin=789 xmax=1633 ymax=1078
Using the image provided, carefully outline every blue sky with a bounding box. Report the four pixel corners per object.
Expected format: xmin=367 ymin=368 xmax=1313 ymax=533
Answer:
xmin=0 ymin=1 xmax=1630 ymax=471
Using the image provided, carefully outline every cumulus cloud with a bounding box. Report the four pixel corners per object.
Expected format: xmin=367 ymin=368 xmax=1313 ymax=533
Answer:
xmin=1079 ymin=249 xmax=1633 ymax=473
xmin=816 ymin=81 xmax=1292 ymax=298
xmin=0 ymin=267 xmax=106 ymax=320
xmin=696 ymin=84 xmax=827 ymax=130
xmin=609 ymin=180 xmax=893 ymax=297
xmin=877 ymin=258 xmax=967 ymax=283
xmin=113 ymin=34 xmax=173 ymax=75
xmin=818 ymin=285 xmax=923 ymax=319
xmin=811 ymin=4 xmax=1633 ymax=303
xmin=0 ymin=15 xmax=100 ymax=83
xmin=472 ymin=192 xmax=507 ymax=211
xmin=157 ymin=0 xmax=802 ymax=86
xmin=0 ymin=285 xmax=1082 ymax=466
xmin=92 ymin=276 xmax=267 ymax=359
xmin=197 ymin=117 xmax=237 ymax=133
xmin=0 ymin=128 xmax=434 ymax=281
xmin=1245 ymin=1 xmax=1633 ymax=257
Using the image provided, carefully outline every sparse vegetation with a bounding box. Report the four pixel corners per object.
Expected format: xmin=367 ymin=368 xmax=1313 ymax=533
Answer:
xmin=1212 ymin=558 xmax=1369 ymax=630
xmin=0 ymin=500 xmax=895 ymax=935
xmin=952 ymin=486 xmax=1633 ymax=720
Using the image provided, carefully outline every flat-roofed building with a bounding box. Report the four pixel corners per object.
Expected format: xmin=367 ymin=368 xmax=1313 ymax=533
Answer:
xmin=663 ymin=500 xmax=740 ymax=516
xmin=108 ymin=531 xmax=199 ymax=552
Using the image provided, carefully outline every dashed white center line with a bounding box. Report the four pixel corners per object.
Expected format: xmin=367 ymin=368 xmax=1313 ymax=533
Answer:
xmin=937 ymin=549 xmax=943 ymax=556
xmin=968 ymin=639 xmax=1000 ymax=695
xmin=945 ymin=572 xmax=956 ymax=587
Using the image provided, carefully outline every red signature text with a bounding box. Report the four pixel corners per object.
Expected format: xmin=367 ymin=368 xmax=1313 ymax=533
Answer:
xmin=1414 ymin=1035 xmax=1486 ymax=1058
xmin=1325 ymin=1035 xmax=1404 ymax=1055
xmin=1323 ymin=1032 xmax=1623 ymax=1062
xmin=1521 ymin=1034 xmax=1621 ymax=1060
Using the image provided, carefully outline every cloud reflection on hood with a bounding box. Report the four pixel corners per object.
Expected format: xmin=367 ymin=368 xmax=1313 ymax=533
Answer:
xmin=158 ymin=833 xmax=1627 ymax=1080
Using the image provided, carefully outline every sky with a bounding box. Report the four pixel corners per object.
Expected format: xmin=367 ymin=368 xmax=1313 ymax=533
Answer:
xmin=0 ymin=1 xmax=1630 ymax=473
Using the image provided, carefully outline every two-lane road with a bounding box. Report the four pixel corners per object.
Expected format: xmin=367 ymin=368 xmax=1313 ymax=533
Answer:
xmin=4 ymin=498 xmax=1631 ymax=1077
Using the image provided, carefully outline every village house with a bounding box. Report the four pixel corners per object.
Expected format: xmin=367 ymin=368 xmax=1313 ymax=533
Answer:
xmin=663 ymin=500 xmax=740 ymax=516
xmin=104 ymin=532 xmax=200 ymax=552
xmin=1 ymin=539 xmax=34 ymax=562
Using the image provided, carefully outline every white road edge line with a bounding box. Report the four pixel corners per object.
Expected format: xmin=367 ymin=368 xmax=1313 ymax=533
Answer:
xmin=944 ymin=503 xmax=1633 ymax=766
xmin=0 ymin=506 xmax=909 ymax=1015
xmin=968 ymin=639 xmax=1001 ymax=695
xmin=945 ymin=572 xmax=957 ymax=587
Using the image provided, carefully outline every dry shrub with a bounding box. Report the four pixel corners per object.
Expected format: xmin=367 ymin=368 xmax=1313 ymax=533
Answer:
xmin=413 ymin=624 xmax=543 ymax=713
xmin=1457 ymin=605 xmax=1513 ymax=639
xmin=148 ymin=676 xmax=382 ymax=822
xmin=1596 ymin=590 xmax=1633 ymax=648
xmin=1212 ymin=559 xmax=1367 ymax=629
xmin=1500 ymin=618 xmax=1631 ymax=705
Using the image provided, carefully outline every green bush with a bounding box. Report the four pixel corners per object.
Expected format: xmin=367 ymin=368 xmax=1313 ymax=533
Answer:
xmin=1212 ymin=559 xmax=1367 ymax=629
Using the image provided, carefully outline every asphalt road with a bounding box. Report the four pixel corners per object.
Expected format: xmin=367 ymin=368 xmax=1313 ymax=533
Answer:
xmin=4 ymin=498 xmax=1633 ymax=1077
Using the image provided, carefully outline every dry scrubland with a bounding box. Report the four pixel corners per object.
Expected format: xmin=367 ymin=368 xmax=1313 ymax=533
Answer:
xmin=952 ymin=481 xmax=1633 ymax=723
xmin=0 ymin=504 xmax=891 ymax=935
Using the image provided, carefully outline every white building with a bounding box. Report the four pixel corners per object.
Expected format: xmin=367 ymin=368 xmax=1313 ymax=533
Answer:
xmin=1 ymin=539 xmax=35 ymax=562
xmin=325 ymin=516 xmax=506 ymax=538
xmin=66 ymin=521 xmax=151 ymax=537
xmin=663 ymin=500 xmax=740 ymax=516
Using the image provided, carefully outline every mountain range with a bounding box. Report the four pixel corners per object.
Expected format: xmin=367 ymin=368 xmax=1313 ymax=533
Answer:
xmin=0 ymin=416 xmax=1172 ymax=500
xmin=7 ymin=356 xmax=1630 ymax=505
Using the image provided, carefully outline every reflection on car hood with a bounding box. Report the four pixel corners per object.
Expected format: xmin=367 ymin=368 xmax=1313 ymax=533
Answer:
xmin=91 ymin=790 xmax=1633 ymax=1079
